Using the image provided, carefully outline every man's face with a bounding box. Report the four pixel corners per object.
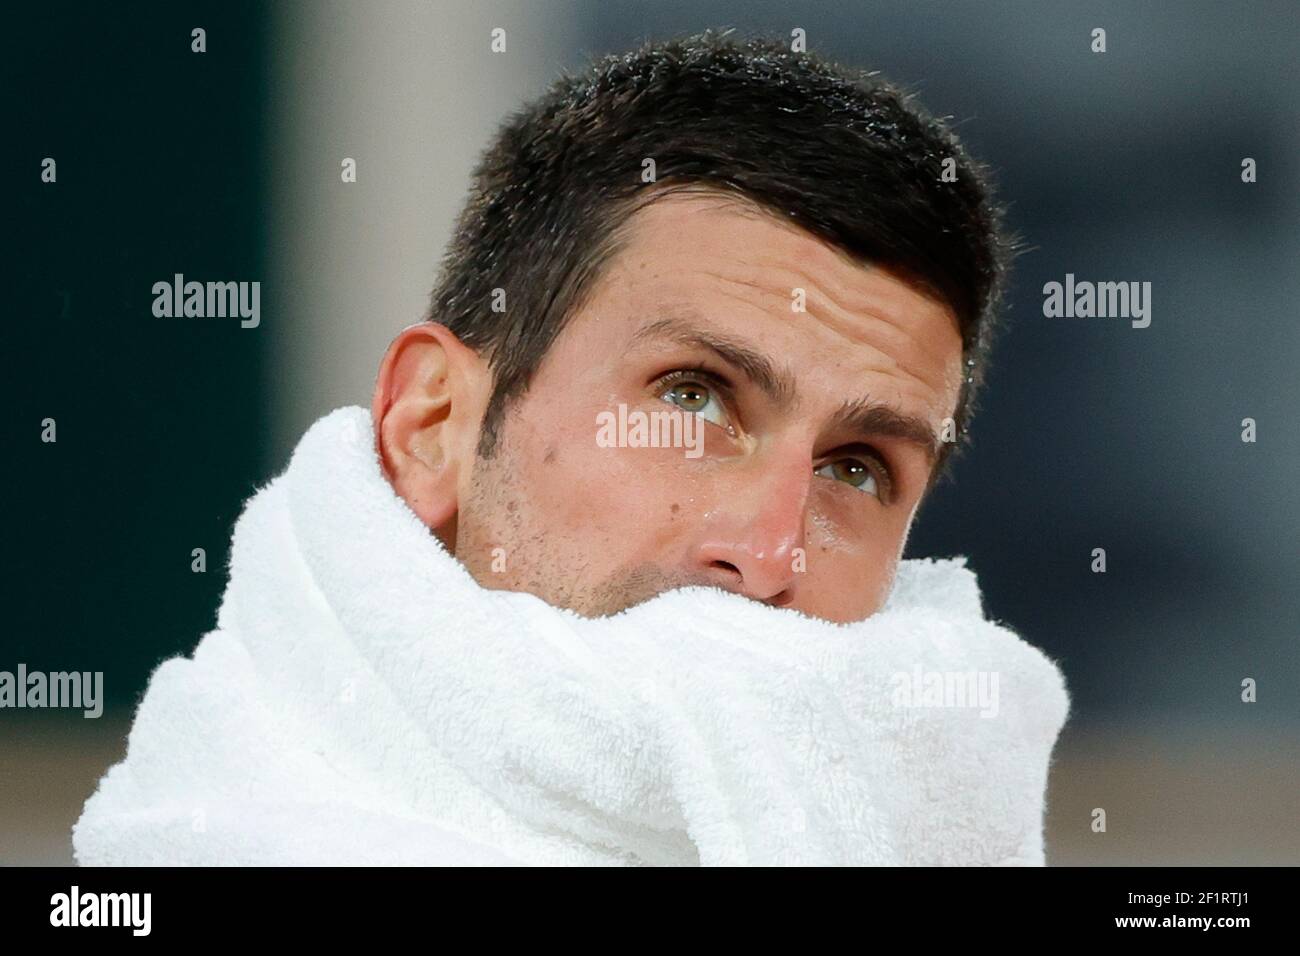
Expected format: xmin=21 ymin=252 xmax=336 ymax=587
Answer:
xmin=453 ymin=191 xmax=964 ymax=623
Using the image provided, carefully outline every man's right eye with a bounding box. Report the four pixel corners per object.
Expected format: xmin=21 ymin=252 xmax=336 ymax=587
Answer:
xmin=660 ymin=377 xmax=733 ymax=429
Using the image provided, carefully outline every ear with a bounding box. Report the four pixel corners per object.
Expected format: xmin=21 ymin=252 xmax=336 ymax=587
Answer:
xmin=371 ymin=323 xmax=489 ymax=543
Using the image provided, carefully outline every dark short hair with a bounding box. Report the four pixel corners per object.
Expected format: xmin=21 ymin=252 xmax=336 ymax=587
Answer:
xmin=427 ymin=30 xmax=1017 ymax=479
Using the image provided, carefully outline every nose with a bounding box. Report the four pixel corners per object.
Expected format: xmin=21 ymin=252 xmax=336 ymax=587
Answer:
xmin=688 ymin=448 xmax=811 ymax=606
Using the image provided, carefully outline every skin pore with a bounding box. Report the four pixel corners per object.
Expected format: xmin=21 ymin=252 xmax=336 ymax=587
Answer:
xmin=372 ymin=190 xmax=964 ymax=624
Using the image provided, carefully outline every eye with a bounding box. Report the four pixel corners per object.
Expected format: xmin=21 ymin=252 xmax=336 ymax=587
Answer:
xmin=814 ymin=456 xmax=887 ymax=500
xmin=657 ymin=373 xmax=733 ymax=431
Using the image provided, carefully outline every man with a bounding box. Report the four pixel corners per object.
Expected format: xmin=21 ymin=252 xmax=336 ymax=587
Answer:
xmin=380 ymin=33 xmax=1011 ymax=625
xmin=73 ymin=32 xmax=1068 ymax=866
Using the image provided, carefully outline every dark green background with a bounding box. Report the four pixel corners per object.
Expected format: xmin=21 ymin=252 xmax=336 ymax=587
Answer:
xmin=9 ymin=3 xmax=270 ymax=709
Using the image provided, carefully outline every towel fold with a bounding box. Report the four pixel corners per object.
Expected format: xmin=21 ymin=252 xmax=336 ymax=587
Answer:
xmin=73 ymin=405 xmax=1070 ymax=865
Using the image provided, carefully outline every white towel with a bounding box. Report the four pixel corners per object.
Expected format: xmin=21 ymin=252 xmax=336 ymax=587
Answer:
xmin=73 ymin=405 xmax=1070 ymax=866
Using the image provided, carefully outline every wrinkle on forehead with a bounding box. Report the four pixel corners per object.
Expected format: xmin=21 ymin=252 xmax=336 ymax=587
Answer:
xmin=698 ymin=268 xmax=957 ymax=409
xmin=612 ymin=194 xmax=963 ymax=416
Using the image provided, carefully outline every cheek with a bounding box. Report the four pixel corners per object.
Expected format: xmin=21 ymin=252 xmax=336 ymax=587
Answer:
xmin=574 ymin=447 xmax=692 ymax=525
xmin=518 ymin=379 xmax=720 ymax=519
xmin=807 ymin=487 xmax=911 ymax=572
xmin=805 ymin=503 xmax=905 ymax=618
xmin=508 ymin=401 xmax=682 ymax=534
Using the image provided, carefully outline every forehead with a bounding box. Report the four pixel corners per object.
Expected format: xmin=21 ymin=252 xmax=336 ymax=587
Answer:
xmin=571 ymin=190 xmax=964 ymax=420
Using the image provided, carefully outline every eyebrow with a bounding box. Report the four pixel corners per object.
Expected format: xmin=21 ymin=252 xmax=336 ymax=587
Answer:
xmin=827 ymin=398 xmax=941 ymax=465
xmin=629 ymin=312 xmax=941 ymax=465
xmin=631 ymin=314 xmax=798 ymax=407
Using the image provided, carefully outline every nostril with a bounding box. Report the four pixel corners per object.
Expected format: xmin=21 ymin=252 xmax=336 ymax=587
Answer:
xmin=709 ymin=560 xmax=741 ymax=577
xmin=767 ymin=589 xmax=794 ymax=608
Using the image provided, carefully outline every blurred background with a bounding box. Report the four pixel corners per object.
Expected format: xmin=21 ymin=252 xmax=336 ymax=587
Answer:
xmin=6 ymin=0 xmax=1297 ymax=865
